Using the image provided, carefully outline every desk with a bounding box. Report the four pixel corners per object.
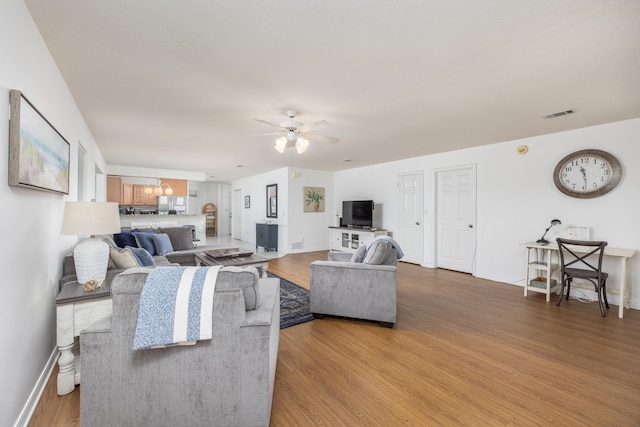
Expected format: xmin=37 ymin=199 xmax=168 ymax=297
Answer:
xmin=56 ymin=281 xmax=112 ymax=395
xmin=522 ymin=241 xmax=636 ymax=318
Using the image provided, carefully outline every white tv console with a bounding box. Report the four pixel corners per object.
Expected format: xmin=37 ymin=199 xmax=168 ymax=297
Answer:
xmin=329 ymin=226 xmax=389 ymax=253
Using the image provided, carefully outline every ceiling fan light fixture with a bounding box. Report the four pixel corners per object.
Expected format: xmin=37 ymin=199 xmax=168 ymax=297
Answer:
xmin=275 ymin=137 xmax=287 ymax=153
xmin=296 ymin=137 xmax=309 ymax=154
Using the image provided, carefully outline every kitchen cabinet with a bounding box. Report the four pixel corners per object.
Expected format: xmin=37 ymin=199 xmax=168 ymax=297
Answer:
xmin=131 ymin=185 xmax=157 ymax=206
xmin=159 ymin=178 xmax=188 ymax=197
xmin=121 ymin=184 xmax=133 ymax=205
xmin=107 ymin=176 xmax=121 ymax=203
xmin=256 ymin=223 xmax=278 ymax=252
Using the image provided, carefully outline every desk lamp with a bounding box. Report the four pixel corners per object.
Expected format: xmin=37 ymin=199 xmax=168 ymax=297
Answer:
xmin=536 ymin=219 xmax=561 ymax=244
xmin=61 ymin=201 xmax=121 ymax=288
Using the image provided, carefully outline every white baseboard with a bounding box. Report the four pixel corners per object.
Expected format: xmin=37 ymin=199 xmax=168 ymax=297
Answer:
xmin=13 ymin=348 xmax=58 ymax=427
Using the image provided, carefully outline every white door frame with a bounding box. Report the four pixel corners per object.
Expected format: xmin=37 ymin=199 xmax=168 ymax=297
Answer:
xmin=232 ymin=189 xmax=242 ymax=240
xmin=432 ymin=164 xmax=477 ymax=274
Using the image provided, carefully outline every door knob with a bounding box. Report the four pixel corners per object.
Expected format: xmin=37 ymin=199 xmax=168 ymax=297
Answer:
xmin=416 ymin=221 xmax=420 ymax=226
xmin=468 ymin=224 xmax=473 ymax=228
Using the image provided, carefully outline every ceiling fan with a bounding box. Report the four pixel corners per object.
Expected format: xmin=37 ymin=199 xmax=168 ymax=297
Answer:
xmin=254 ymin=111 xmax=339 ymax=153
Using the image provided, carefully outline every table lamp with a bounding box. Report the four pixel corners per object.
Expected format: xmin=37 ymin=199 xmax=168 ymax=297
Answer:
xmin=61 ymin=201 xmax=121 ymax=288
xmin=536 ymin=219 xmax=561 ymax=245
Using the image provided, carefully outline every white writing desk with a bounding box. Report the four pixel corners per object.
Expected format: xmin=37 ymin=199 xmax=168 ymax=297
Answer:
xmin=522 ymin=241 xmax=636 ymax=318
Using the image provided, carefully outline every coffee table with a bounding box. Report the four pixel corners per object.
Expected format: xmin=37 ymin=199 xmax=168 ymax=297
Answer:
xmin=194 ymin=250 xmax=270 ymax=278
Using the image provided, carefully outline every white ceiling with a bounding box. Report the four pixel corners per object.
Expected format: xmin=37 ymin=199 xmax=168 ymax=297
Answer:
xmin=25 ymin=0 xmax=640 ymax=182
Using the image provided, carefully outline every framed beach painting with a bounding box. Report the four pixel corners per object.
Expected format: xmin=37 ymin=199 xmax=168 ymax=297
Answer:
xmin=8 ymin=90 xmax=70 ymax=195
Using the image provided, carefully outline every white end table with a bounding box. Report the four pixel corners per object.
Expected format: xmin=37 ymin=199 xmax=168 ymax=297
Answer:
xmin=56 ymin=280 xmax=112 ymax=395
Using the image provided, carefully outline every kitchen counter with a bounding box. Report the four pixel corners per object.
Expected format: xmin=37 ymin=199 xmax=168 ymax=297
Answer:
xmin=119 ymin=214 xmax=206 ymax=241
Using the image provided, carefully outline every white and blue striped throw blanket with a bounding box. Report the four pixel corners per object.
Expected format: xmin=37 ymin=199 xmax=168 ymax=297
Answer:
xmin=133 ymin=266 xmax=221 ymax=350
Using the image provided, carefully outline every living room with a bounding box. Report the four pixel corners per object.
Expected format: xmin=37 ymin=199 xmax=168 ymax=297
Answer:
xmin=2 ymin=1 xmax=640 ymax=426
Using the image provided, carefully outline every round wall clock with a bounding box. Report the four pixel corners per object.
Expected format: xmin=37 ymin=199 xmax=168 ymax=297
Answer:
xmin=553 ymin=149 xmax=623 ymax=199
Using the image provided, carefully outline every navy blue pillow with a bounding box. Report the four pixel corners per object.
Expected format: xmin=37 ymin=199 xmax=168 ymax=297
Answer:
xmin=126 ymin=246 xmax=156 ymax=267
xmin=133 ymin=232 xmax=157 ymax=255
xmin=113 ymin=231 xmax=137 ymax=248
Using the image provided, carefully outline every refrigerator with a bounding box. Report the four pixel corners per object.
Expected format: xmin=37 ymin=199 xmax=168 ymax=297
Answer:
xmin=158 ymin=196 xmax=187 ymax=215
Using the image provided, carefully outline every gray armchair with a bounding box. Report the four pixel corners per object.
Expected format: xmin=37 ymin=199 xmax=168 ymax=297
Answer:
xmin=80 ymin=267 xmax=280 ymax=427
xmin=310 ymin=242 xmax=398 ymax=327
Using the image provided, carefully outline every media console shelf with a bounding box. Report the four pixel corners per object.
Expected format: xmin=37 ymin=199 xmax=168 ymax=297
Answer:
xmin=329 ymin=226 xmax=389 ymax=253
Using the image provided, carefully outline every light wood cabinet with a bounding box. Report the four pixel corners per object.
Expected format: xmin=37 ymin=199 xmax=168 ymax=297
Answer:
xmin=121 ymin=184 xmax=133 ymax=205
xmin=133 ymin=185 xmax=146 ymax=205
xmin=159 ymin=178 xmax=188 ymax=197
xmin=106 ymin=176 xmax=121 ymax=203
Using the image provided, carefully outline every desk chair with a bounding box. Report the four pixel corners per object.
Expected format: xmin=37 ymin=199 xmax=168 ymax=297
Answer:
xmin=556 ymin=238 xmax=609 ymax=317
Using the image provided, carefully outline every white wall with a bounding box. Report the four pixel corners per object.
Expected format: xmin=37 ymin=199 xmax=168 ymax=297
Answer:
xmin=0 ymin=1 xmax=107 ymax=424
xmin=231 ymin=168 xmax=334 ymax=252
xmin=233 ymin=168 xmax=289 ymax=250
xmin=334 ymin=118 xmax=640 ymax=308
xmin=287 ymin=169 xmax=335 ymax=252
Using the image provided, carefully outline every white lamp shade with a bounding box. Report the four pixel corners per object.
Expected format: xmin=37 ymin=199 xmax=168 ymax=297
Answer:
xmin=61 ymin=202 xmax=121 ymax=236
xmin=275 ymin=137 xmax=287 ymax=153
xmin=296 ymin=137 xmax=309 ymax=154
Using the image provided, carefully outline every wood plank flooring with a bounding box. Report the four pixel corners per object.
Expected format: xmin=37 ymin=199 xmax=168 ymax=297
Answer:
xmin=29 ymin=251 xmax=640 ymax=426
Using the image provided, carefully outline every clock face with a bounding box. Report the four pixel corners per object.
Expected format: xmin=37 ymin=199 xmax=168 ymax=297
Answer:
xmin=553 ymin=149 xmax=622 ymax=199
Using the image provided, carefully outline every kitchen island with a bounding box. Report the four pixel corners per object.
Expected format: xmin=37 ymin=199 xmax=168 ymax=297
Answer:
xmin=119 ymin=214 xmax=207 ymax=243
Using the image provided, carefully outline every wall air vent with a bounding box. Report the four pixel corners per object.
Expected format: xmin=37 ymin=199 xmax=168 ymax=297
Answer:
xmin=542 ymin=109 xmax=575 ymax=119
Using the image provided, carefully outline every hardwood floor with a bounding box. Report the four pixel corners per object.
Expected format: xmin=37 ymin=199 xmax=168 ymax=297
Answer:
xmin=29 ymin=251 xmax=640 ymax=426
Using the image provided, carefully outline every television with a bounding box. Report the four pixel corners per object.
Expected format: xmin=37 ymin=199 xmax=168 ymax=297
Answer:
xmin=342 ymin=200 xmax=374 ymax=228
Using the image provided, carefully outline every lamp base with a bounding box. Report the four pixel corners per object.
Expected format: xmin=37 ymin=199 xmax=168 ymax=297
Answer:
xmin=536 ymin=238 xmax=550 ymax=245
xmin=73 ymin=237 xmax=110 ymax=287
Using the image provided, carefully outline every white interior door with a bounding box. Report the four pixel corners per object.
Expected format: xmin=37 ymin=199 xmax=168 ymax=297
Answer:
xmin=396 ymin=172 xmax=423 ymax=264
xmin=436 ymin=166 xmax=476 ymax=273
xmin=233 ymin=189 xmax=242 ymax=240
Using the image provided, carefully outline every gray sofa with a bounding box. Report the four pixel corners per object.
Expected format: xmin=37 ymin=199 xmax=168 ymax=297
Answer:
xmin=310 ymin=244 xmax=398 ymax=327
xmin=80 ymin=267 xmax=280 ymax=427
xmin=59 ymin=226 xmax=221 ymax=288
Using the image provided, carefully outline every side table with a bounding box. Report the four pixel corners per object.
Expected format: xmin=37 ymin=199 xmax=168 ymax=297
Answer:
xmin=56 ymin=280 xmax=112 ymax=395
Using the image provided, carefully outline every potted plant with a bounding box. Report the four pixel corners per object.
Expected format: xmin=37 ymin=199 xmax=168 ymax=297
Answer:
xmin=305 ymin=188 xmax=324 ymax=212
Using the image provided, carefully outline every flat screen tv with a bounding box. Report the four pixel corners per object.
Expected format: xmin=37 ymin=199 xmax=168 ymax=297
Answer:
xmin=342 ymin=200 xmax=374 ymax=228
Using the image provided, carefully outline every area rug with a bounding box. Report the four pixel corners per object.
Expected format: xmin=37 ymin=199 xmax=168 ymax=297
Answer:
xmin=267 ymin=272 xmax=315 ymax=329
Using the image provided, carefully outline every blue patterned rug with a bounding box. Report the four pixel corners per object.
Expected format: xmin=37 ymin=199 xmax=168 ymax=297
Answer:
xmin=267 ymin=272 xmax=315 ymax=329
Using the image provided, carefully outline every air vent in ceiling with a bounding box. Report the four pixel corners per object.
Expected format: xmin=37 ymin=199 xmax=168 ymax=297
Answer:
xmin=542 ymin=109 xmax=575 ymax=119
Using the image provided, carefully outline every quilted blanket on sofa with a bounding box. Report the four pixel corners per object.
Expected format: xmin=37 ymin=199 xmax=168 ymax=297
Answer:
xmin=133 ymin=265 xmax=221 ymax=350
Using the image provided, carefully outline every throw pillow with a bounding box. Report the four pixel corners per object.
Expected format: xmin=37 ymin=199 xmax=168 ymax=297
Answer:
xmin=152 ymin=233 xmax=174 ymax=255
xmin=362 ymin=240 xmax=393 ymax=265
xmin=215 ymin=267 xmax=261 ymax=310
xmin=158 ymin=227 xmax=194 ymax=251
xmin=126 ymin=246 xmax=156 ymax=267
xmin=113 ymin=231 xmax=137 ymax=248
xmin=109 ymin=247 xmax=141 ymax=269
xmin=350 ymin=244 xmax=367 ymax=263
xmin=98 ymin=234 xmax=118 ymax=248
xmin=132 ymin=232 xmax=157 ymax=255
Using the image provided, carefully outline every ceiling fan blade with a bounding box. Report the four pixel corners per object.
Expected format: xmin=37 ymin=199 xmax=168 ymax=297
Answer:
xmin=299 ymin=120 xmax=330 ymax=133
xmin=253 ymin=131 xmax=284 ymax=136
xmin=300 ymin=132 xmax=339 ymax=144
xmin=254 ymin=119 xmax=283 ymax=129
